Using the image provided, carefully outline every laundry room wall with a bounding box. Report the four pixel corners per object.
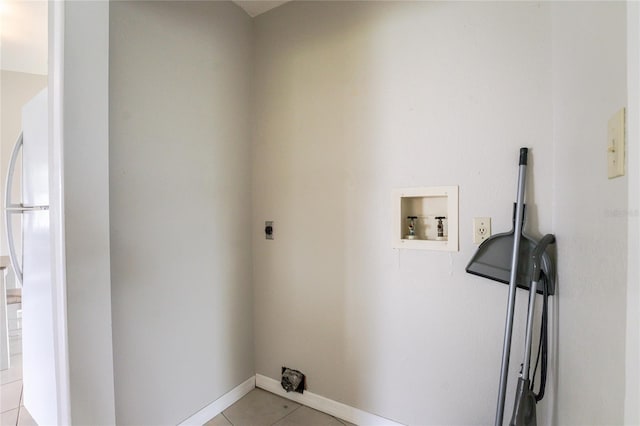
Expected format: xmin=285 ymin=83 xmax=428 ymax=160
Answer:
xmin=551 ymin=2 xmax=629 ymax=424
xmin=625 ymin=2 xmax=640 ymax=423
xmin=252 ymin=2 xmax=555 ymax=424
xmin=109 ymin=2 xmax=254 ymax=424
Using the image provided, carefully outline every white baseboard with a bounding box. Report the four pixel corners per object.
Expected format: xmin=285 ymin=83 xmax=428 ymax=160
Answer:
xmin=178 ymin=376 xmax=255 ymax=425
xmin=255 ymin=374 xmax=404 ymax=426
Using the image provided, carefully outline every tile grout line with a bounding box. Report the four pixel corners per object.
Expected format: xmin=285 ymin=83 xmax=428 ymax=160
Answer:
xmin=15 ymin=384 xmax=23 ymax=426
xmin=221 ymin=411 xmax=233 ymax=426
xmin=0 ymin=381 xmax=20 ymax=413
xmin=1 ymin=377 xmax=23 ymax=386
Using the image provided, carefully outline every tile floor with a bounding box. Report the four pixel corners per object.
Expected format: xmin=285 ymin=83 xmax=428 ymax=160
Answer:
xmin=2 ymin=354 xmax=351 ymax=426
xmin=204 ymin=389 xmax=356 ymax=426
xmin=0 ymin=354 xmax=37 ymax=426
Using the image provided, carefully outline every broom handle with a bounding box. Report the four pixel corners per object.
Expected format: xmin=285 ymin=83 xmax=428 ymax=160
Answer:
xmin=495 ymin=148 xmax=528 ymax=426
xmin=522 ymin=279 xmax=539 ymax=380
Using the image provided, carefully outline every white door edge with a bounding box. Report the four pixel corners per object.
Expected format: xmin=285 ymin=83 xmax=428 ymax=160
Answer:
xmin=49 ymin=2 xmax=71 ymax=424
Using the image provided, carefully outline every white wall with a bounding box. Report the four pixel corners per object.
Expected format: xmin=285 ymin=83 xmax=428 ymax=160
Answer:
xmin=55 ymin=1 xmax=632 ymax=424
xmin=62 ymin=1 xmax=116 ymax=424
xmin=253 ymin=2 xmax=556 ymax=424
xmin=253 ymin=1 xmax=631 ymax=424
xmin=551 ymin=3 xmax=628 ymax=424
xmin=625 ymin=2 xmax=640 ymax=424
xmin=109 ymin=2 xmax=254 ymax=424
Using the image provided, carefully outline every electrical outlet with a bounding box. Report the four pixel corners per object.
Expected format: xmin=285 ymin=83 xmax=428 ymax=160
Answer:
xmin=473 ymin=217 xmax=491 ymax=244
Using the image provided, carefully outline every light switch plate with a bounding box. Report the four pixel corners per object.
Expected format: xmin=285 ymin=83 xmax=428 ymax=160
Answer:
xmin=607 ymin=108 xmax=625 ymax=179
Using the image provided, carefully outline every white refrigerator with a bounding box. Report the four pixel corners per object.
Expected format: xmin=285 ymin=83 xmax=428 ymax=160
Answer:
xmin=4 ymin=88 xmax=61 ymax=425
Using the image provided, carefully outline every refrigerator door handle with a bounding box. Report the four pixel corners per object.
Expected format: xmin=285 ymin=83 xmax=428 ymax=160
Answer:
xmin=6 ymin=205 xmax=49 ymax=212
xmin=4 ymin=132 xmax=24 ymax=284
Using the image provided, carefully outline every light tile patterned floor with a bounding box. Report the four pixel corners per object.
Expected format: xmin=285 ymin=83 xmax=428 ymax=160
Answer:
xmin=0 ymin=354 xmax=37 ymax=426
xmin=205 ymin=389 xmax=356 ymax=426
xmin=2 ymin=352 xmax=352 ymax=426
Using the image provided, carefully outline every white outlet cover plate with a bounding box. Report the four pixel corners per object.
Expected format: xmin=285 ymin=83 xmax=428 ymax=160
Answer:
xmin=607 ymin=108 xmax=625 ymax=179
xmin=473 ymin=217 xmax=491 ymax=244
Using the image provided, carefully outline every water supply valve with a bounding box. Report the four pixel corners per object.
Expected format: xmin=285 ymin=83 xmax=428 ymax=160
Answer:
xmin=405 ymin=216 xmax=418 ymax=240
xmin=435 ymin=216 xmax=446 ymax=241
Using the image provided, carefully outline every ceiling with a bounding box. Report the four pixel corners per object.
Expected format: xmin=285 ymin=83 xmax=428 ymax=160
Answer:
xmin=0 ymin=0 xmax=289 ymax=76
xmin=233 ymin=1 xmax=290 ymax=17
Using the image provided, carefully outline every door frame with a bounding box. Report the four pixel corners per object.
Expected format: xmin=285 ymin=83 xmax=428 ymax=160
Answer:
xmin=48 ymin=1 xmax=71 ymax=424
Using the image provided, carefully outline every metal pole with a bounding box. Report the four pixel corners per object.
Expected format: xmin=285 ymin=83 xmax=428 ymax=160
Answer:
xmin=495 ymin=148 xmax=528 ymax=426
xmin=521 ymin=280 xmax=539 ymax=380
